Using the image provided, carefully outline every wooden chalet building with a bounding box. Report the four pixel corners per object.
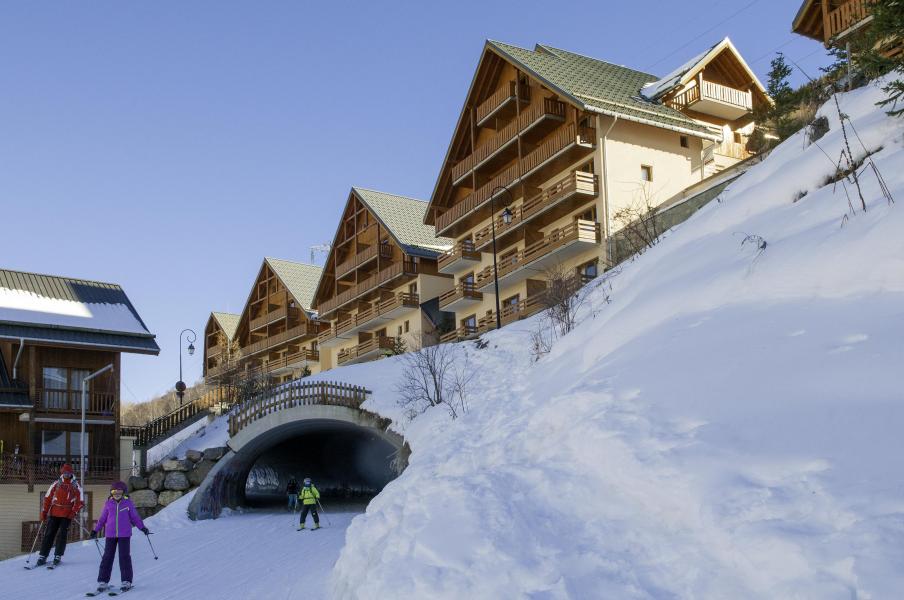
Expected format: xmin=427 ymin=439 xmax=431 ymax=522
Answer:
xmin=313 ymin=188 xmax=453 ymax=369
xmin=792 ymin=0 xmax=881 ymax=49
xmin=425 ymin=39 xmax=768 ymax=341
xmin=0 ymin=268 xmax=158 ymax=559
xmin=204 ymin=258 xmax=324 ymax=384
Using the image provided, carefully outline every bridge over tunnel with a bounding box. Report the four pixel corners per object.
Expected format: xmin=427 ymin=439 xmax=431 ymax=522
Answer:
xmin=188 ymin=404 xmax=405 ymax=520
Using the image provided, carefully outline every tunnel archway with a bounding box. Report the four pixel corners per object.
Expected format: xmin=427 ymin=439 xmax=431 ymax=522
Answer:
xmin=188 ymin=405 xmax=405 ymax=520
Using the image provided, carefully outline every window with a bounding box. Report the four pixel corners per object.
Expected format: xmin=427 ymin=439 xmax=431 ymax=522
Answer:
xmin=463 ymin=315 xmax=477 ymax=329
xmin=680 ymin=136 xmax=689 ymax=148
xmin=404 ymin=320 xmax=410 ymax=333
xmin=408 ymin=282 xmax=417 ymax=294
xmin=576 ymin=206 xmax=597 ymax=222
xmin=41 ymin=431 xmax=66 ymax=455
xmin=641 ymin=165 xmax=653 ymax=182
xmin=375 ymin=328 xmax=387 ymax=337
xmin=462 ymin=272 xmax=475 ymax=284
xmin=71 ymin=432 xmax=90 ymax=457
xmin=578 ymin=161 xmax=594 ymax=174
xmin=578 ymin=259 xmax=599 ymax=283
xmin=42 ymin=367 xmax=89 ymax=410
xmin=397 ymin=325 xmax=403 ymax=336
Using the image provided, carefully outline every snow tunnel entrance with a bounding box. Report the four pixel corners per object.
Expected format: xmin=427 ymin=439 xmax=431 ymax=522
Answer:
xmin=188 ymin=405 xmax=405 ymax=520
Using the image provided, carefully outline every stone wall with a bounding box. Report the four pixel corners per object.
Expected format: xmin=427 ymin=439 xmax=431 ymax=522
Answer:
xmin=127 ymin=446 xmax=227 ymax=518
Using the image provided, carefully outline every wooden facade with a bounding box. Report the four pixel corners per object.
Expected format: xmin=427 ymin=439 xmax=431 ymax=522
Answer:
xmin=793 ymin=0 xmax=877 ymax=46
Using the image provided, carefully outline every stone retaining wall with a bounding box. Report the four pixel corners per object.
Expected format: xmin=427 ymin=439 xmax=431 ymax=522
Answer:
xmin=127 ymin=446 xmax=228 ymax=518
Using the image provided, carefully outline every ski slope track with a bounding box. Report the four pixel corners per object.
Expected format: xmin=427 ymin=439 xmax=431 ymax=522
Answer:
xmin=3 ymin=79 xmax=903 ymax=599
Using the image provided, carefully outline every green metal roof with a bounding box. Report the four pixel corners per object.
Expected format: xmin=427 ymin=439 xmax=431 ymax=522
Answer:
xmin=211 ymin=312 xmax=241 ymax=341
xmin=353 ymin=188 xmax=453 ymax=256
xmin=264 ymin=258 xmax=322 ymax=312
xmin=487 ymin=41 xmax=720 ymax=139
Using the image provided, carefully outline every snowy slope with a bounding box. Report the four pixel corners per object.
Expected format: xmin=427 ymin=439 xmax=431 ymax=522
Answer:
xmin=330 ymin=80 xmax=904 ymax=598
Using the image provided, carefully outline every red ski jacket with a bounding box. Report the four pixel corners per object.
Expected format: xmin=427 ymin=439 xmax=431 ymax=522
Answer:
xmin=41 ymin=478 xmax=84 ymax=520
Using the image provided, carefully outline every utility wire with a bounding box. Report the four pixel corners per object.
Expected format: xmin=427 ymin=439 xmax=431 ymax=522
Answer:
xmin=645 ymin=0 xmax=762 ymax=71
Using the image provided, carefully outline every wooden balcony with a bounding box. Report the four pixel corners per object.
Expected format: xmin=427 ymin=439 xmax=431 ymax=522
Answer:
xmin=206 ymin=362 xmax=233 ymax=378
xmin=337 ymin=336 xmax=396 ymax=366
xmin=33 ymin=389 xmax=116 ymax=417
xmin=249 ymin=305 xmax=300 ymax=331
xmin=207 ymin=344 xmax=223 ymax=358
xmin=1 ymin=454 xmax=116 ymax=485
xmin=475 ymin=220 xmax=602 ymax=292
xmin=714 ymin=141 xmax=755 ymax=161
xmin=245 ymin=323 xmax=312 ymax=356
xmin=318 ymin=323 xmax=353 ymax=349
xmin=438 ymin=282 xmax=483 ymax=312
xmin=476 ymin=81 xmax=531 ymax=127
xmin=473 ymin=171 xmax=598 ymax=251
xmin=335 ymin=243 xmax=390 ymax=279
xmin=439 ymin=325 xmax=479 ymax=344
xmin=500 ymin=294 xmax=547 ymax=326
xmin=452 ymin=98 xmax=567 ymax=185
xmin=827 ymin=0 xmax=873 ymax=41
xmin=438 ymin=240 xmax=482 ymax=274
xmin=668 ymin=79 xmax=752 ymax=120
xmin=252 ymin=348 xmax=320 ymax=376
xmin=343 ymin=292 xmax=420 ymax=336
xmin=436 ymin=123 xmax=596 ymax=237
xmin=318 ymin=260 xmax=419 ymax=316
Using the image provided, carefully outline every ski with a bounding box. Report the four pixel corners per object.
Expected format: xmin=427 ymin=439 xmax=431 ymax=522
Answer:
xmin=108 ymin=587 xmax=132 ymax=596
xmin=86 ymin=590 xmax=108 ymax=597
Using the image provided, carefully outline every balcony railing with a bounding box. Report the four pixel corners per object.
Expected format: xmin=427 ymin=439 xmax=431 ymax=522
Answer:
xmin=475 ymin=220 xmax=601 ymax=289
xmin=669 ymin=80 xmax=752 ymax=112
xmin=249 ymin=349 xmax=320 ymax=377
xmin=436 ymin=123 xmax=596 ymax=235
xmin=1 ymin=453 xmax=116 ymax=484
xmin=438 ymin=282 xmax=483 ymax=310
xmin=500 ymin=294 xmax=547 ymax=325
xmin=207 ymin=344 xmax=223 ymax=358
xmin=318 ymin=260 xmax=419 ymax=315
xmin=249 ymin=305 xmax=300 ymax=331
xmin=336 ymin=243 xmax=389 ymax=278
xmin=22 ymin=519 xmax=98 ymax=551
xmin=452 ymin=98 xmax=567 ymax=183
xmin=337 ymin=336 xmax=396 ymax=366
xmin=827 ymin=0 xmax=873 ymax=40
xmin=473 ymin=171 xmax=598 ymax=249
xmin=438 ymin=239 xmax=481 ymax=272
xmin=476 ymin=81 xmax=531 ymax=125
xmin=440 ymin=325 xmax=479 ymax=343
xmin=714 ymin=140 xmax=754 ymax=161
xmin=245 ymin=323 xmax=312 ymax=356
xmin=33 ymin=389 xmax=116 ymax=415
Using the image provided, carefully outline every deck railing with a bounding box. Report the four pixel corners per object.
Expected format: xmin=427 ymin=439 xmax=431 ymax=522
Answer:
xmin=33 ymin=389 xmax=116 ymax=415
xmin=669 ymin=80 xmax=752 ymax=111
xmin=248 ymin=349 xmax=319 ymax=377
xmin=438 ymin=282 xmax=483 ymax=310
xmin=337 ymin=336 xmax=396 ymax=366
xmin=249 ymin=306 xmax=299 ymax=331
xmin=245 ymin=323 xmax=311 ymax=356
xmin=440 ymin=325 xmax=479 ymax=343
xmin=336 ymin=243 xmax=384 ymax=278
xmin=438 ymin=239 xmax=481 ymax=272
xmin=318 ymin=260 xmax=418 ymax=315
xmin=1 ymin=453 xmax=116 ymax=484
xmin=476 ymin=81 xmax=531 ymax=124
xmin=473 ymin=171 xmax=598 ymax=247
xmin=228 ymin=380 xmax=370 ymax=436
xmin=22 ymin=519 xmax=98 ymax=551
xmin=827 ymin=0 xmax=873 ymax=39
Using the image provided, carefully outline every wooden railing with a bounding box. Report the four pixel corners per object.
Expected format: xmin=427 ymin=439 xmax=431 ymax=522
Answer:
xmin=1 ymin=453 xmax=116 ymax=484
xmin=438 ymin=282 xmax=483 ymax=309
xmin=248 ymin=349 xmax=319 ymax=377
xmin=452 ymin=98 xmax=567 ymax=182
xmin=440 ymin=325 xmax=479 ymax=343
xmin=669 ymin=80 xmax=752 ymax=111
xmin=22 ymin=519 xmax=98 ymax=551
xmin=337 ymin=336 xmax=396 ymax=366
xmin=476 ymin=220 xmax=601 ymax=287
xmin=501 ymin=294 xmax=547 ymax=325
xmin=245 ymin=323 xmax=311 ymax=356
xmin=476 ymin=81 xmax=530 ymax=124
xmin=438 ymin=239 xmax=481 ymax=271
xmin=33 ymin=389 xmax=116 ymax=415
xmin=207 ymin=344 xmax=223 ymax=358
xmin=715 ymin=141 xmax=754 ymax=160
xmin=121 ymin=388 xmax=228 ymax=449
xmin=229 ymin=380 xmax=370 ymax=436
xmin=336 ymin=243 xmax=385 ymax=277
xmin=318 ymin=260 xmax=419 ymax=315
xmin=523 ymin=123 xmax=585 ymax=175
xmin=827 ymin=0 xmax=873 ymax=39
xmin=437 ymin=163 xmax=521 ymax=233
xmin=473 ymin=171 xmax=598 ymax=247
xmin=249 ymin=306 xmax=299 ymax=331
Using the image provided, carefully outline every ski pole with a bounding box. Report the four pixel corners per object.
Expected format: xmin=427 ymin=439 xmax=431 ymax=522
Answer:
xmin=24 ymin=520 xmax=46 ymax=567
xmin=75 ymin=520 xmax=103 ymax=558
xmin=316 ymin=498 xmax=332 ymax=527
xmin=143 ymin=532 xmax=158 ymax=560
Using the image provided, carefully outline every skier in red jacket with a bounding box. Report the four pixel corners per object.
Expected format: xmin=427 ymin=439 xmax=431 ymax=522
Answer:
xmin=37 ymin=463 xmax=84 ymax=567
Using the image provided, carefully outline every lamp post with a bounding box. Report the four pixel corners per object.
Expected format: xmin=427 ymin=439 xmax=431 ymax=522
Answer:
xmin=80 ymin=363 xmax=113 ymax=539
xmin=176 ymin=328 xmax=196 ymax=405
xmin=489 ymin=186 xmax=515 ymax=330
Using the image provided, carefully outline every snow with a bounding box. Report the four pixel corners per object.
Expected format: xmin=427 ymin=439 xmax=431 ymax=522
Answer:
xmin=0 ymin=287 xmax=150 ymax=335
xmin=145 ymin=415 xmax=229 ymax=466
xmin=0 ymin=490 xmax=366 ymax=598
xmin=5 ymin=79 xmax=904 ymax=599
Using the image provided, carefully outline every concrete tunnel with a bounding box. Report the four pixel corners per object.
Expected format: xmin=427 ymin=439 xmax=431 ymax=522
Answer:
xmin=188 ymin=404 xmax=406 ymax=519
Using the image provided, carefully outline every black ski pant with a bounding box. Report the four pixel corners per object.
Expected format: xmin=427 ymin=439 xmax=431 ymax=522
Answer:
xmin=299 ymin=503 xmax=319 ymax=526
xmin=39 ymin=516 xmax=71 ymax=558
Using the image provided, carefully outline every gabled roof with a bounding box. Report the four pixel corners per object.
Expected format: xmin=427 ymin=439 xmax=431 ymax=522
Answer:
xmin=211 ymin=312 xmax=241 ymax=342
xmin=264 ymin=258 xmax=322 ymax=313
xmin=639 ymin=37 xmax=768 ymax=103
xmin=0 ymin=268 xmax=159 ymax=355
xmin=352 ymin=188 xmax=453 ymax=257
xmin=487 ymin=40 xmax=722 ymax=139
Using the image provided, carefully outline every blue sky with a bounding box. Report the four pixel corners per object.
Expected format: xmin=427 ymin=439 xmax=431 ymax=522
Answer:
xmin=0 ymin=1 xmax=829 ymax=403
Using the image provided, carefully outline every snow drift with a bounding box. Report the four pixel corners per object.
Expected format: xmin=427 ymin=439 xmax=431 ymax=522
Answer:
xmin=329 ymin=79 xmax=904 ymax=598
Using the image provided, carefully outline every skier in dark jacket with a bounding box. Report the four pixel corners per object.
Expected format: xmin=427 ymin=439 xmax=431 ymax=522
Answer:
xmin=37 ymin=463 xmax=84 ymax=567
xmin=89 ymin=480 xmax=149 ymax=595
xmin=286 ymin=476 xmax=299 ymax=512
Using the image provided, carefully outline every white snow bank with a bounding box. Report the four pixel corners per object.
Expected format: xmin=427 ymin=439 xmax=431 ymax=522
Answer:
xmin=146 ymin=415 xmax=227 ymax=465
xmin=330 ymin=79 xmax=904 ymax=599
xmin=0 ymin=287 xmax=149 ymax=335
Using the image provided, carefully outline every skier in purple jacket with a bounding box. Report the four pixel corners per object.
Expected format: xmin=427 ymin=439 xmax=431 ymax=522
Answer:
xmin=89 ymin=480 xmax=149 ymax=594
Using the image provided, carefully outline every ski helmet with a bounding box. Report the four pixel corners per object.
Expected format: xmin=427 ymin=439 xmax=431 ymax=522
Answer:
xmin=303 ymin=477 xmax=312 ymax=486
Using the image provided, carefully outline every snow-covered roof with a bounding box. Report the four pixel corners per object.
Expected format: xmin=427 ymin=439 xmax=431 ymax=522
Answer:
xmin=0 ymin=269 xmax=159 ymax=354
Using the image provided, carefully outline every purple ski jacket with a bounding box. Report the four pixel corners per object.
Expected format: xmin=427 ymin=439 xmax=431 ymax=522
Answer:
xmin=94 ymin=496 xmax=144 ymax=538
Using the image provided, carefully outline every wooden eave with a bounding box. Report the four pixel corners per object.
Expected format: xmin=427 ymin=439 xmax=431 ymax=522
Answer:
xmin=424 ymin=41 xmax=585 ymax=227
xmin=792 ymin=0 xmax=826 ymax=41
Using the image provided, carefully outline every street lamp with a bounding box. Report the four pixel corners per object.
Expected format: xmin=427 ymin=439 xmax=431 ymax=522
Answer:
xmin=176 ymin=328 xmax=196 ymax=405
xmin=489 ymin=186 xmax=515 ymax=330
